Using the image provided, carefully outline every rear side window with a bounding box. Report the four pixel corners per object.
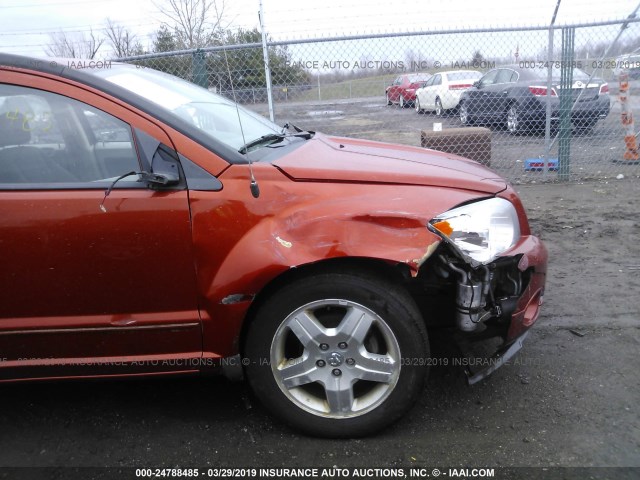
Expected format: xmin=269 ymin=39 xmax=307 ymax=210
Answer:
xmin=448 ymin=71 xmax=483 ymax=81
xmin=0 ymin=84 xmax=141 ymax=186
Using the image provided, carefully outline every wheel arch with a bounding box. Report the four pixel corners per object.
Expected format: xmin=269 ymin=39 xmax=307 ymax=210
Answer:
xmin=238 ymin=257 xmax=414 ymax=356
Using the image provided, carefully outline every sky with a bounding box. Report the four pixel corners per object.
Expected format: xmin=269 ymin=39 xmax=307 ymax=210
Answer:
xmin=0 ymin=0 xmax=638 ymax=59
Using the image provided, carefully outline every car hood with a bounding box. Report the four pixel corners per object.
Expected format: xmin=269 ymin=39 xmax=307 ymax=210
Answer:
xmin=272 ymin=133 xmax=506 ymax=194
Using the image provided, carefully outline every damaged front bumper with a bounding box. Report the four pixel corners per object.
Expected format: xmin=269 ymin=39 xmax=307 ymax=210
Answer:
xmin=466 ymin=330 xmax=529 ymax=385
xmin=417 ymin=227 xmax=548 ymax=384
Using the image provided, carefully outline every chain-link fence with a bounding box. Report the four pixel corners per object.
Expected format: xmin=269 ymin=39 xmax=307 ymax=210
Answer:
xmin=117 ymin=15 xmax=640 ymax=183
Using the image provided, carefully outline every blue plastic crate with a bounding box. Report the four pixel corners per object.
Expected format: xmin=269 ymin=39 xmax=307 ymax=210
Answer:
xmin=525 ymin=158 xmax=558 ymax=171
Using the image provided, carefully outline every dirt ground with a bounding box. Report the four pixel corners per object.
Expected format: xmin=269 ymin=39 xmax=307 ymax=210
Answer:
xmin=0 ymin=179 xmax=638 ymax=479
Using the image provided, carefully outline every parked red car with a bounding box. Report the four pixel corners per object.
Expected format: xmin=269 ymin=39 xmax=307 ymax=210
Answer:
xmin=0 ymin=54 xmax=547 ymax=437
xmin=386 ymin=72 xmax=432 ymax=107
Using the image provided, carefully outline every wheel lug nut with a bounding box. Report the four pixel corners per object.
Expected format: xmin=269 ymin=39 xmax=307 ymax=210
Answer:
xmin=319 ymin=343 xmax=329 ymax=351
xmin=346 ymin=358 xmax=355 ymax=366
xmin=316 ymin=360 xmax=326 ymax=367
xmin=332 ymin=369 xmax=342 ymax=377
xmin=338 ymin=342 xmax=348 ymax=349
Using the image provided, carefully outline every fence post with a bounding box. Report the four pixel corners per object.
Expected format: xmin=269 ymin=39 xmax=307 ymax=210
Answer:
xmin=192 ymin=49 xmax=208 ymax=88
xmin=259 ymin=0 xmax=275 ymax=122
xmin=544 ymin=0 xmax=561 ymax=177
xmin=558 ymin=27 xmax=575 ymax=181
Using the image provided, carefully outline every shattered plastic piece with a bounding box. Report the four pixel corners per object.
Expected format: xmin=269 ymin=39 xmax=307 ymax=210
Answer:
xmin=411 ymin=241 xmax=440 ymax=268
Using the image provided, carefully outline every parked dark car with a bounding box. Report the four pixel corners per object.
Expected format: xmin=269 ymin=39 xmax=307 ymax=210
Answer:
xmin=385 ymin=73 xmax=432 ymax=107
xmin=458 ymin=65 xmax=610 ymax=134
xmin=0 ymin=54 xmax=547 ymax=437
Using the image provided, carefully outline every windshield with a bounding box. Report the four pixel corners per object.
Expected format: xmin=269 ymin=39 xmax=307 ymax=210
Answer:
xmin=88 ymin=65 xmax=281 ymax=152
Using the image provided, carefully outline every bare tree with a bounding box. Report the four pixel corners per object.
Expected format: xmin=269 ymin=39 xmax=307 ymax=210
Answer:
xmin=45 ymin=29 xmax=104 ymax=59
xmin=154 ymin=0 xmax=227 ymax=49
xmin=104 ymin=19 xmax=143 ymax=58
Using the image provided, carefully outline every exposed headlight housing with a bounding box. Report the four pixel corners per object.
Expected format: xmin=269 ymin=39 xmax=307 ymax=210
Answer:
xmin=430 ymin=198 xmax=521 ymax=264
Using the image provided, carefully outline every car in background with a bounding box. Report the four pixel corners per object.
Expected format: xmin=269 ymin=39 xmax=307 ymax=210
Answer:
xmin=415 ymin=70 xmax=482 ymax=116
xmin=385 ymin=73 xmax=432 ymax=107
xmin=613 ymin=52 xmax=640 ymax=79
xmin=0 ymin=53 xmax=547 ymax=438
xmin=458 ymin=65 xmax=610 ymax=134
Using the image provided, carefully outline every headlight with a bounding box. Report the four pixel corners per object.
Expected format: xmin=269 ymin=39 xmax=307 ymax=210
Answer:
xmin=430 ymin=198 xmax=521 ymax=264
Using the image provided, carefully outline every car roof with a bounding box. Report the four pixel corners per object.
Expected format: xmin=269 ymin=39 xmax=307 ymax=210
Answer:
xmin=435 ymin=70 xmax=481 ymax=75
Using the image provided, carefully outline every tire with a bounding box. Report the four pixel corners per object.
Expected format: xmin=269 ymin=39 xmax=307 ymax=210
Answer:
xmin=507 ymin=104 xmax=521 ymax=135
xmin=386 ymin=93 xmax=391 ymax=106
xmin=435 ymin=97 xmax=444 ymax=117
xmin=459 ymin=101 xmax=472 ymax=125
xmin=243 ymin=272 xmax=429 ymax=438
xmin=415 ymin=97 xmax=423 ymax=114
xmin=399 ymin=95 xmax=406 ymax=108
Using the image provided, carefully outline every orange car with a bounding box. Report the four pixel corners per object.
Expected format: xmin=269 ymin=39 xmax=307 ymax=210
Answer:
xmin=0 ymin=54 xmax=547 ymax=437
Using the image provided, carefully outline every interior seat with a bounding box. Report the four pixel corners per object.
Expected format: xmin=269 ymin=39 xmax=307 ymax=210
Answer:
xmin=0 ymin=112 xmax=79 ymax=184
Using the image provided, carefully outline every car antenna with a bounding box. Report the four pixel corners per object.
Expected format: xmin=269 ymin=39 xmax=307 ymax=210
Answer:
xmin=221 ymin=44 xmax=260 ymax=198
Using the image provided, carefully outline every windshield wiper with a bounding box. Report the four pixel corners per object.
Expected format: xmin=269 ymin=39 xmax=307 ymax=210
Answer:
xmin=281 ymin=122 xmax=306 ymax=134
xmin=239 ymin=133 xmax=286 ymax=154
xmin=239 ymin=130 xmax=314 ymax=154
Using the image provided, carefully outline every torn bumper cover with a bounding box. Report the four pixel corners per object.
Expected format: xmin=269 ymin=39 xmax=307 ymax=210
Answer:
xmin=422 ymin=223 xmax=547 ymax=384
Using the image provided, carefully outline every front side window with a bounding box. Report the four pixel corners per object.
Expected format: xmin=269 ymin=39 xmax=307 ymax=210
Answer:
xmin=0 ymin=84 xmax=140 ymax=185
xmin=478 ymin=70 xmax=499 ymax=87
xmin=495 ymin=69 xmax=516 ymax=84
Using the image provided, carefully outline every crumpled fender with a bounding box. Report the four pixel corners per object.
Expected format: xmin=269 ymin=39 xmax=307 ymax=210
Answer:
xmin=209 ymin=199 xmax=441 ymax=301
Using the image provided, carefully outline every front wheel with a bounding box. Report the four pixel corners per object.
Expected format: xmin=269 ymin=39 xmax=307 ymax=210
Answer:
xmin=507 ymin=104 xmax=521 ymax=134
xmin=435 ymin=97 xmax=444 ymax=117
xmin=415 ymin=97 xmax=423 ymax=113
xmin=386 ymin=92 xmax=391 ymax=106
xmin=243 ymin=272 xmax=429 ymax=437
xmin=459 ymin=101 xmax=472 ymax=125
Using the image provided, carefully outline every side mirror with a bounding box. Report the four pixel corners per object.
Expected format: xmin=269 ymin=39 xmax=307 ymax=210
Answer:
xmin=473 ymin=81 xmax=481 ymax=88
xmin=140 ymin=171 xmax=180 ymax=187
